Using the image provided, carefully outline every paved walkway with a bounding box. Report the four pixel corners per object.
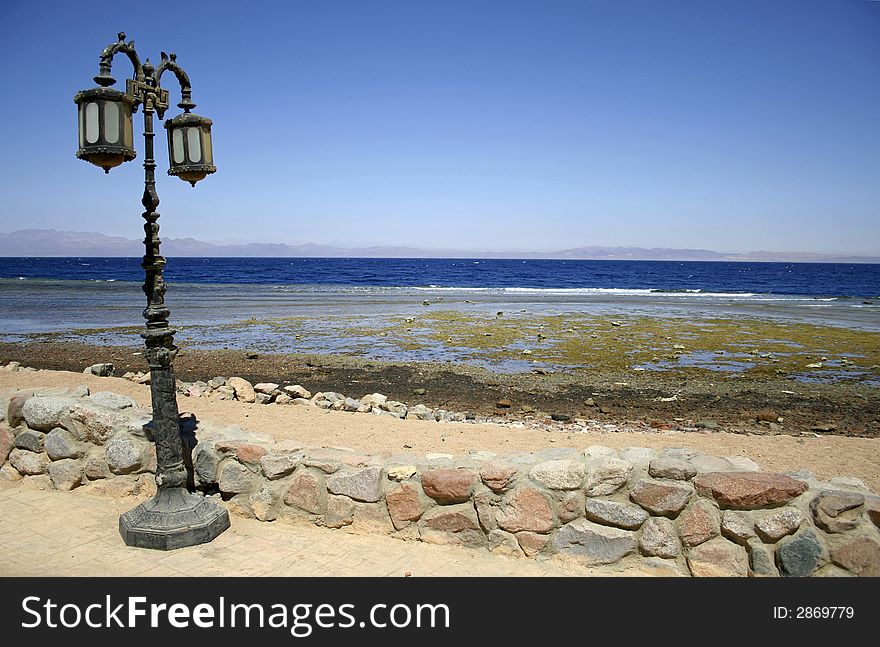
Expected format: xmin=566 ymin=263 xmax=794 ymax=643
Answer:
xmin=0 ymin=481 xmax=661 ymax=577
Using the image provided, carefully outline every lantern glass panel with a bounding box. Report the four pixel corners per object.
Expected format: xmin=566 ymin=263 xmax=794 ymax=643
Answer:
xmin=85 ymin=103 xmax=100 ymax=144
xmin=104 ymin=101 xmax=119 ymax=144
xmin=172 ymin=128 xmax=185 ymax=163
xmin=203 ymin=130 xmax=213 ymax=164
xmin=123 ymin=110 xmax=133 ymax=147
xmin=78 ymin=106 xmax=84 ymax=147
xmin=187 ymin=127 xmax=202 ymax=163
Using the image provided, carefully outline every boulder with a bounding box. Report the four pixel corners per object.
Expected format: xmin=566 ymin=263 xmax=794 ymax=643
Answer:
xmin=584 ymin=456 xmax=633 ymax=496
xmin=776 ymin=530 xmax=824 ymax=577
xmin=421 ymin=468 xmax=476 ymax=504
xmin=386 ymin=482 xmax=427 ymax=530
xmin=517 ymin=531 xmax=551 ymax=557
xmin=227 ymin=377 xmax=256 ymax=403
xmin=0 ymin=423 xmax=12 ymax=464
xmin=249 ymin=485 xmax=280 ymax=522
xmin=747 ymin=538 xmax=779 ymax=577
xmin=754 ymin=507 xmax=803 ymax=542
xmin=649 ymin=457 xmax=697 ymax=481
xmin=420 ymin=504 xmax=485 ymax=547
xmin=327 ymin=466 xmax=383 ymax=503
xmin=260 ymin=451 xmax=301 ymax=480
xmin=284 ymin=469 xmax=327 ymax=515
xmin=639 ymin=517 xmax=680 ymax=558
xmin=830 ymin=538 xmax=880 ymax=577
xmin=253 ymin=383 xmax=279 ymax=395
xmin=21 ymin=397 xmax=77 ymax=431
xmin=47 ymin=459 xmax=83 ymax=491
xmin=87 ymin=392 xmax=135 ymax=410
xmin=677 ymin=500 xmax=720 ymax=546
xmin=193 ymin=443 xmax=220 ymax=486
xmin=488 ymin=530 xmax=524 ymax=557
xmin=409 ymin=404 xmax=435 ymax=421
xmin=284 ymin=385 xmax=312 ymax=399
xmin=528 ymin=459 xmax=586 ymax=490
xmin=687 ymin=538 xmax=748 ymax=577
xmin=217 ymin=461 xmax=255 ymax=495
xmin=7 ymin=392 xmax=32 ymax=427
xmin=584 ymin=499 xmax=648 ymax=530
xmin=495 ymin=487 xmax=555 ymax=534
xmin=810 ymin=490 xmax=864 ymax=534
xmin=551 ymin=518 xmax=637 ymax=566
xmin=693 ymin=472 xmax=806 ymax=510
xmin=558 ymin=491 xmax=586 ymax=524
xmin=44 ymin=428 xmax=84 ymax=460
xmin=9 ymin=448 xmax=49 ymax=475
xmin=630 ymin=479 xmax=693 ymax=517
xmin=479 ymin=463 xmax=517 ymax=492
xmin=14 ymin=429 xmax=45 ymax=453
xmin=83 ymin=363 xmax=114 ymax=377
xmin=720 ymin=510 xmax=755 ymax=545
xmin=104 ymin=432 xmax=147 ymax=475
xmin=325 ymin=495 xmax=356 ymax=529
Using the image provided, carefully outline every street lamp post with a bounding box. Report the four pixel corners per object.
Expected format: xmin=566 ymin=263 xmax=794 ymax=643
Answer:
xmin=75 ymin=32 xmax=229 ymax=550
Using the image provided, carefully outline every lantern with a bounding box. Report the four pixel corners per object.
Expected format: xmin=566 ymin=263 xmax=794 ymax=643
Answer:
xmin=164 ymin=112 xmax=216 ymax=186
xmin=74 ymin=87 xmax=136 ymax=173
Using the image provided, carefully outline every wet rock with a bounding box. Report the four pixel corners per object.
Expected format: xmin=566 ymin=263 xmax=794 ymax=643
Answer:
xmin=327 ymin=466 xmax=383 ymax=503
xmin=830 ymin=537 xmax=880 ymax=577
xmin=810 ymin=490 xmax=864 ymax=534
xmin=260 ymin=451 xmax=301 ymax=480
xmin=14 ymin=429 xmax=45 ymax=453
xmin=584 ymin=499 xmax=648 ymax=530
xmin=217 ymin=460 xmax=256 ymax=495
xmin=480 ymin=463 xmax=517 ymax=492
xmin=21 ymin=397 xmax=77 ymax=432
xmin=44 ymin=428 xmax=85 ymax=460
xmin=776 ymin=530 xmax=824 ymax=577
xmin=687 ymin=538 xmax=748 ymax=577
xmin=755 ymin=507 xmax=803 ymax=542
xmin=227 ymin=377 xmax=256 ymax=403
xmin=9 ymin=448 xmax=49 ymax=475
xmin=584 ymin=456 xmax=633 ymax=496
xmin=47 ymin=458 xmax=83 ymax=491
xmin=386 ymin=482 xmax=426 ymax=530
xmin=649 ymin=457 xmax=697 ymax=481
xmin=720 ymin=511 xmax=755 ymax=545
xmin=693 ymin=472 xmax=806 ymax=510
xmin=677 ymin=501 xmax=720 ymax=546
xmin=421 ymin=468 xmax=476 ymax=504
xmin=496 ymin=487 xmax=555 ymax=534
xmin=551 ymin=519 xmax=636 ymax=566
xmin=284 ymin=469 xmax=327 ymax=515
xmin=630 ymin=479 xmax=693 ymax=517
xmin=747 ymin=538 xmax=779 ymax=577
xmin=529 ymin=459 xmax=585 ymax=490
xmin=639 ymin=517 xmax=680 ymax=558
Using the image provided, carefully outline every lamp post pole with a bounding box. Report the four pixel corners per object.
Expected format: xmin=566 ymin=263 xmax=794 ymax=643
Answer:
xmin=75 ymin=33 xmax=229 ymax=550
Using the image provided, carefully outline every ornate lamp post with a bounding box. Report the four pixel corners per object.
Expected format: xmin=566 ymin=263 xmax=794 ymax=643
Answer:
xmin=75 ymin=32 xmax=229 ymax=549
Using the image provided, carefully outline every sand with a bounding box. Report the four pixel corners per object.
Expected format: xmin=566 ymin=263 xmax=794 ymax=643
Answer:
xmin=2 ymin=368 xmax=878 ymax=492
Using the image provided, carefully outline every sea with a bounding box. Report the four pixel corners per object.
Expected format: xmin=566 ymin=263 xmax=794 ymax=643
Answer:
xmin=1 ymin=257 xmax=878 ymax=356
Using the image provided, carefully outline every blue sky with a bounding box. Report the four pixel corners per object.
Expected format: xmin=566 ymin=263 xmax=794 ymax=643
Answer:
xmin=1 ymin=0 xmax=878 ymax=254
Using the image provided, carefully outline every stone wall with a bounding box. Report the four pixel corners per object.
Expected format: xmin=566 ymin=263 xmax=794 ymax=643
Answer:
xmin=2 ymin=386 xmax=879 ymax=577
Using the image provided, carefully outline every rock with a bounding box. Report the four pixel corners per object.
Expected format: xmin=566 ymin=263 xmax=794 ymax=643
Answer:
xmin=517 ymin=531 xmax=551 ymax=557
xmin=387 ymin=465 xmax=418 ymax=481
xmin=255 ymin=393 xmax=272 ymax=405
xmin=7 ymin=392 xmax=32 ymax=427
xmin=82 ymin=448 xmax=110 ymax=481
xmin=260 ymin=451 xmax=301 ymax=480
xmin=828 ymin=476 xmax=870 ymax=491
xmin=755 ymin=507 xmax=803 ymax=542
xmin=693 ymin=472 xmax=807 ymax=510
xmin=810 ymin=490 xmax=864 ymax=533
xmin=551 ymin=413 xmax=571 ymax=422
xmin=87 ymin=392 xmax=135 ymax=410
xmin=495 ymin=399 xmax=512 ymax=409
xmin=649 ymin=457 xmax=697 ymax=481
xmin=584 ymin=456 xmax=633 ymax=496
xmin=47 ymin=459 xmax=83 ymax=491
xmin=496 ymin=487 xmax=555 ymax=533
xmin=584 ymin=499 xmax=648 ymax=530
xmin=421 ymin=468 xmax=476 ymax=504
xmin=193 ymin=443 xmax=220 ymax=485
xmin=866 ymin=496 xmax=880 ymax=529
xmin=420 ymin=504 xmax=484 ymax=547
xmin=227 ymin=377 xmax=256 ymax=403
xmin=253 ymin=382 xmax=279 ymax=395
xmin=14 ymin=429 xmax=45 ymax=453
xmin=747 ymin=538 xmax=779 ymax=577
xmin=217 ymin=461 xmax=255 ymax=495
xmin=104 ymin=432 xmax=147 ymax=475
xmin=0 ymin=423 xmax=12 ymax=464
xmin=830 ymin=538 xmax=880 ymax=577
xmin=0 ymin=464 xmax=22 ymax=482
xmin=583 ymin=398 xmax=596 ymax=407
xmin=630 ymin=479 xmax=693 ymax=517
xmin=639 ymin=517 xmax=680 ymax=558
xmin=583 ymin=445 xmax=616 ymax=459
xmin=44 ymin=428 xmax=84 ymax=460
xmin=558 ymin=491 xmax=585 ymax=524
xmin=488 ymin=530 xmax=524 ymax=557
xmin=756 ymin=410 xmax=779 ymax=423
xmin=720 ymin=511 xmax=755 ymax=545
xmin=284 ymin=385 xmax=312 ymax=399
xmin=284 ymin=469 xmax=327 ymax=514
xmin=687 ymin=538 xmax=748 ymax=577
xmin=688 ymin=454 xmax=733 ymax=473
xmin=325 ymin=495 xmax=356 ymax=528
xmin=409 ymin=404 xmax=435 ymax=421
xmin=619 ymin=447 xmax=656 ymax=468
xmin=62 ymin=401 xmax=150 ymax=445
xmin=9 ymin=448 xmax=49 ymax=475
xmin=327 ymin=466 xmax=383 ymax=503
xmin=382 ymin=401 xmax=408 ymax=418
xmin=529 ymin=459 xmax=585 ymax=490
xmin=479 ymin=463 xmax=517 ymax=492
xmin=249 ymin=485 xmax=280 ymax=522
xmin=695 ymin=420 xmax=718 ymax=430
xmin=810 ymin=422 xmax=837 ymax=433
xmin=412 ymin=388 xmax=427 ymax=396
xmin=84 ymin=363 xmax=114 ymax=377
xmin=551 ymin=518 xmax=636 ymax=566
xmin=361 ymin=393 xmax=387 ymax=408
xmin=274 ymin=394 xmax=292 ymax=405
xmin=216 ymin=441 xmax=268 ymax=467
xmin=725 ymin=456 xmax=761 ymax=472
xmin=207 ymin=377 xmax=226 ymax=389
xmin=21 ymin=396 xmax=77 ymax=431
xmin=677 ymin=501 xmax=720 ymax=546
xmin=385 ymin=482 xmax=426 ymax=530
xmin=776 ymin=530 xmax=824 ymax=577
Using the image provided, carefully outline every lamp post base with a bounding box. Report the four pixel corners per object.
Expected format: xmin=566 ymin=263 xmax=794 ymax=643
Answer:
xmin=119 ymin=487 xmax=230 ymax=550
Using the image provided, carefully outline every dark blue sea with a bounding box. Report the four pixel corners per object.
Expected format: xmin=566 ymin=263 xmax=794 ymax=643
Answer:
xmin=0 ymin=257 xmax=878 ymax=298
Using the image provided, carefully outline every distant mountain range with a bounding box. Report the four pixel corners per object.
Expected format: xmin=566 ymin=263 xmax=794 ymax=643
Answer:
xmin=1 ymin=229 xmax=877 ymax=263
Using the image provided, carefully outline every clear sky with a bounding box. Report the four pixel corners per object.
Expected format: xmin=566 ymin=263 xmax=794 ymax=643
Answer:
xmin=1 ymin=0 xmax=878 ymax=254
